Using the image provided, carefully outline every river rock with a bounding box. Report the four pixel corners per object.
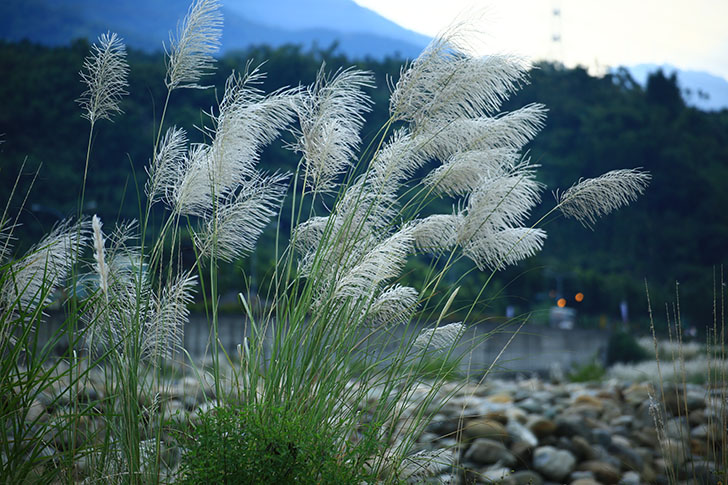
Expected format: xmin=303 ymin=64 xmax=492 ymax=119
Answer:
xmin=528 ymin=415 xmax=557 ymax=438
xmin=532 ymin=446 xmax=576 ymax=482
xmin=576 ymin=460 xmax=621 ymax=484
xmin=618 ymin=470 xmax=641 ymax=485
xmin=570 ymin=479 xmax=600 ymax=485
xmin=507 ymin=419 xmax=538 ymax=447
xmin=464 ymin=438 xmax=516 ymax=466
xmin=571 ymin=435 xmax=596 ymax=461
xmin=462 ymin=418 xmax=509 ymax=443
xmin=555 ymin=414 xmax=588 ymax=439
xmin=510 ymin=470 xmax=544 ymax=485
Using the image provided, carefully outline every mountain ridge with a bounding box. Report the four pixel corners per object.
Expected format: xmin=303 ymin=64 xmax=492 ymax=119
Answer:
xmin=0 ymin=0 xmax=430 ymax=59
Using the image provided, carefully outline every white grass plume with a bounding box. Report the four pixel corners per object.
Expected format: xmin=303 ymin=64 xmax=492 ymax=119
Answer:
xmin=2 ymin=220 xmax=86 ymax=314
xmin=165 ymin=0 xmax=222 ymax=90
xmin=463 ymin=227 xmax=546 ymax=271
xmin=332 ymin=226 xmax=414 ymax=302
xmin=294 ymin=65 xmax=374 ymax=192
xmin=412 ymin=214 xmax=462 ymax=253
xmin=193 ymin=172 xmax=288 ymax=262
xmin=91 ymin=215 xmax=109 ymax=297
xmin=414 ymin=322 xmax=465 ymax=351
xmin=143 ymin=272 xmax=197 ymax=363
xmin=416 ymin=104 xmax=547 ymax=162
xmin=556 ymin=169 xmax=651 ymax=227
xmin=172 ymin=70 xmax=297 ymax=216
xmin=423 ymin=148 xmax=522 ymax=197
xmin=458 ymin=174 xmax=542 ymax=244
xmin=390 ymin=34 xmax=529 ymax=125
xmin=77 ymin=32 xmax=129 ymax=124
xmin=369 ymin=128 xmax=426 ymax=188
xmin=367 ymin=284 xmax=419 ymax=327
xmin=146 ymin=126 xmax=187 ymax=205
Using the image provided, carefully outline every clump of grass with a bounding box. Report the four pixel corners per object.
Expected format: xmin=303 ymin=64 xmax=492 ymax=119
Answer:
xmin=0 ymin=0 xmax=650 ymax=482
xmin=646 ymin=274 xmax=728 ymax=484
xmin=568 ymin=359 xmax=606 ymax=383
xmin=176 ymin=403 xmax=380 ymax=484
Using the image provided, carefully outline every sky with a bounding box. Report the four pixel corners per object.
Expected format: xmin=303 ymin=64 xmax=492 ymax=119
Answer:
xmin=353 ymin=0 xmax=728 ymax=81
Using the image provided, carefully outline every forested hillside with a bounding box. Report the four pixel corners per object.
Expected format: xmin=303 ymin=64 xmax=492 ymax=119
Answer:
xmin=1 ymin=40 xmax=726 ymax=329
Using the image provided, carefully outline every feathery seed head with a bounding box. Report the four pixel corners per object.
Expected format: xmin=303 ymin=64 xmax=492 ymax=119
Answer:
xmin=463 ymin=227 xmax=546 ymax=271
xmin=146 ymin=126 xmax=188 ymax=205
xmin=367 ymin=284 xmax=419 ymax=328
xmin=556 ymin=169 xmax=651 ymax=228
xmin=172 ymin=70 xmax=297 ymax=217
xmin=2 ymin=220 xmax=86 ymax=315
xmin=412 ymin=214 xmax=463 ymax=253
xmin=193 ymin=172 xmax=289 ymax=263
xmin=165 ymin=0 xmax=222 ymax=90
xmin=294 ymin=65 xmax=374 ymax=192
xmin=414 ymin=322 xmax=465 ymax=351
xmin=422 ymin=148 xmax=521 ymax=197
xmin=91 ymin=215 xmax=109 ymax=296
xmin=458 ymin=174 xmax=542 ymax=244
xmin=78 ymin=32 xmax=129 ymax=124
xmin=416 ymin=104 xmax=547 ymax=162
xmin=390 ymin=35 xmax=529 ymax=125
xmin=143 ymin=273 xmax=197 ymax=364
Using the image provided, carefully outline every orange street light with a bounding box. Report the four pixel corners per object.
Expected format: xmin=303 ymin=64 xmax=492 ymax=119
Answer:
xmin=557 ymin=298 xmax=566 ymax=308
xmin=575 ymin=292 xmax=584 ymax=302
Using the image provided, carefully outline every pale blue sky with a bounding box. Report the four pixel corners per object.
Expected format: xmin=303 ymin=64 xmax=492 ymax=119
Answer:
xmin=354 ymin=0 xmax=728 ymax=81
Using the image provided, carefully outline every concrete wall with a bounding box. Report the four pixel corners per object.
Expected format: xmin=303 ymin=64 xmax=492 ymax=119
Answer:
xmin=35 ymin=314 xmax=609 ymax=376
xmin=183 ymin=316 xmax=609 ymax=376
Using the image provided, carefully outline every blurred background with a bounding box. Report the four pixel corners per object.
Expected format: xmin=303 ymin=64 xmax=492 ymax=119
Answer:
xmin=1 ymin=0 xmax=726 ymax=337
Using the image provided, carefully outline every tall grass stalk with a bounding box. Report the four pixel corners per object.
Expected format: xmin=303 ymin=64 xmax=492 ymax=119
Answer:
xmin=0 ymin=1 xmax=650 ymax=482
xmin=647 ymin=271 xmax=727 ymax=484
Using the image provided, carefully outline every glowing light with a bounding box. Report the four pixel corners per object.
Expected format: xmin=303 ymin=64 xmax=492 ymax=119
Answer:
xmin=575 ymin=292 xmax=584 ymax=302
xmin=557 ymin=298 xmax=567 ymax=308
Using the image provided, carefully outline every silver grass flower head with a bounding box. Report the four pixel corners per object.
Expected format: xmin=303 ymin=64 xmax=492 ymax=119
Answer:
xmin=416 ymin=104 xmax=547 ymax=162
xmin=422 ymin=148 xmax=522 ymax=197
xmin=556 ymin=169 xmax=651 ymax=227
xmin=84 ymin=221 xmax=148 ymax=354
xmin=91 ymin=215 xmax=109 ymax=296
xmin=172 ymin=70 xmax=296 ymax=216
xmin=367 ymin=284 xmax=419 ymax=327
xmin=294 ymin=65 xmax=374 ymax=192
xmin=412 ymin=214 xmax=463 ymax=253
xmin=331 ymin=225 xmax=415 ymax=303
xmin=390 ymin=33 xmax=529 ymax=125
xmin=77 ymin=32 xmax=129 ymax=124
xmin=463 ymin=227 xmax=546 ymax=271
xmin=165 ymin=0 xmax=222 ymax=90
xmin=458 ymin=174 xmax=542 ymax=244
xmin=414 ymin=322 xmax=465 ymax=351
xmin=2 ymin=220 xmax=86 ymax=314
xmin=143 ymin=273 xmax=197 ymax=364
xmin=193 ymin=172 xmax=288 ymax=262
xmin=369 ymin=128 xmax=427 ymax=188
xmin=146 ymin=126 xmax=188 ymax=205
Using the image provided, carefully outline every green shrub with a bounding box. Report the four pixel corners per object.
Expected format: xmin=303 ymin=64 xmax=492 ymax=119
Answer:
xmin=568 ymin=360 xmax=606 ymax=382
xmin=606 ymin=331 xmax=649 ymax=365
xmin=176 ymin=404 xmax=379 ymax=485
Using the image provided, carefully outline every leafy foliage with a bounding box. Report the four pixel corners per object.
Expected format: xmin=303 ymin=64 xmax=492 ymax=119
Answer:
xmin=606 ymin=330 xmax=650 ymax=365
xmin=176 ymin=404 xmax=380 ymax=484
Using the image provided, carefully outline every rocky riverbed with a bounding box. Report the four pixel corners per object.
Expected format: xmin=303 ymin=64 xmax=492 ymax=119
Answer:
xmin=15 ymin=360 xmax=727 ymax=484
xmin=401 ymin=377 xmax=725 ymax=484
